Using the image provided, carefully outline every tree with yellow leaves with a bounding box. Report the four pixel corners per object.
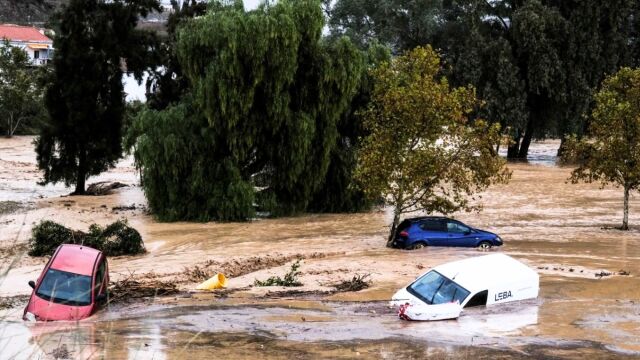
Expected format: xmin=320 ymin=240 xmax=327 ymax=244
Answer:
xmin=355 ymin=46 xmax=510 ymax=245
xmin=565 ymin=67 xmax=640 ymax=230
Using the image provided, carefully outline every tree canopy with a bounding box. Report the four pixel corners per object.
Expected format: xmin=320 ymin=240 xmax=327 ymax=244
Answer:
xmin=355 ymin=46 xmax=510 ymax=243
xmin=564 ymin=67 xmax=640 ymax=230
xmin=35 ymin=0 xmax=160 ymax=194
xmin=130 ymin=0 xmax=365 ymax=220
xmin=0 ymin=41 xmax=46 ymax=137
xmin=329 ymin=0 xmax=640 ymax=158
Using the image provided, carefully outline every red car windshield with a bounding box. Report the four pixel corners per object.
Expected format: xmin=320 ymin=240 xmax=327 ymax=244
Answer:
xmin=36 ymin=268 xmax=92 ymax=306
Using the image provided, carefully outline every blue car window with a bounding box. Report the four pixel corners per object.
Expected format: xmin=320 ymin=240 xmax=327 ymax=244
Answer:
xmin=408 ymin=270 xmax=470 ymax=305
xmin=36 ymin=268 xmax=92 ymax=306
xmin=447 ymin=222 xmax=470 ymax=233
xmin=420 ymin=219 xmax=445 ymax=231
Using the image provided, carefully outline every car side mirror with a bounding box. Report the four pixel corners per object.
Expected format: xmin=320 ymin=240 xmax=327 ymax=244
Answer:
xmin=28 ymin=280 xmax=35 ymax=289
xmin=96 ymin=293 xmax=107 ymax=304
xmin=464 ymin=230 xmax=471 ymax=235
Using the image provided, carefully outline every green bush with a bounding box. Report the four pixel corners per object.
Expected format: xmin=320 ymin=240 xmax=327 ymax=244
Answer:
xmin=28 ymin=220 xmax=78 ymax=256
xmin=28 ymin=220 xmax=145 ymax=257
xmin=254 ymin=260 xmax=303 ymax=287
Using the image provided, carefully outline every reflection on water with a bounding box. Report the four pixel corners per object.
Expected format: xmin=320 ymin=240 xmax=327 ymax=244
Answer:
xmin=0 ymin=300 xmax=543 ymax=359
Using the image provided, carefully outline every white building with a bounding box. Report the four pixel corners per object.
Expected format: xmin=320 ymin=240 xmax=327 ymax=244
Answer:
xmin=0 ymin=24 xmax=53 ymax=66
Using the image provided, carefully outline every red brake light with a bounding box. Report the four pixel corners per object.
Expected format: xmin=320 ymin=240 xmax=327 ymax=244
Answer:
xmin=400 ymin=231 xmax=409 ymax=237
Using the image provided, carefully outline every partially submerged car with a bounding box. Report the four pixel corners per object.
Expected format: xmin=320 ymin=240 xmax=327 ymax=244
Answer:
xmin=391 ymin=216 xmax=503 ymax=249
xmin=390 ymin=254 xmax=539 ymax=321
xmin=24 ymin=244 xmax=109 ymax=321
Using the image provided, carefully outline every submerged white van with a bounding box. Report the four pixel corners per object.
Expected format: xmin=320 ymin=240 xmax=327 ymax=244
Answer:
xmin=390 ymin=253 xmax=539 ymax=321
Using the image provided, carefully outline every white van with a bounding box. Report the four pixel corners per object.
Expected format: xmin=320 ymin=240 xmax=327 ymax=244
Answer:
xmin=390 ymin=253 xmax=539 ymax=321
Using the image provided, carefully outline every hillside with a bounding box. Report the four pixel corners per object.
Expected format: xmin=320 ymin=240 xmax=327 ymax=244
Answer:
xmin=0 ymin=0 xmax=66 ymax=26
xmin=0 ymin=0 xmax=167 ymax=31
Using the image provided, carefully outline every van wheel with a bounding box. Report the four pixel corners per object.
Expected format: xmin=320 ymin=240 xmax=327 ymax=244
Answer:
xmin=478 ymin=241 xmax=492 ymax=250
xmin=411 ymin=242 xmax=427 ymax=250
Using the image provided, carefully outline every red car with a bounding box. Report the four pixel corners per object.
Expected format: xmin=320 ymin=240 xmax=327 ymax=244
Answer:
xmin=24 ymin=244 xmax=109 ymax=321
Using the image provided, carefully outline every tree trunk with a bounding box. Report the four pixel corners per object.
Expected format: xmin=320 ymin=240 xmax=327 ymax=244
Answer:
xmin=74 ymin=150 xmax=87 ymax=195
xmin=556 ymin=136 xmax=567 ymax=158
xmin=74 ymin=173 xmax=86 ymax=195
xmin=622 ymin=185 xmax=629 ymax=230
xmin=387 ymin=207 xmax=402 ymax=247
xmin=507 ymin=130 xmax=521 ymax=159
xmin=517 ymin=118 xmax=535 ymax=159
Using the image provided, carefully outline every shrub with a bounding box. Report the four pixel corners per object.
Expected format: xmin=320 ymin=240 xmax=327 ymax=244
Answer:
xmin=28 ymin=220 xmax=79 ymax=256
xmin=28 ymin=220 xmax=145 ymax=257
xmin=254 ymin=260 xmax=303 ymax=287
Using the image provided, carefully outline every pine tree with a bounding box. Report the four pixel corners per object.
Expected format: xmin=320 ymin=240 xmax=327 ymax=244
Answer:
xmin=35 ymin=0 xmax=159 ymax=194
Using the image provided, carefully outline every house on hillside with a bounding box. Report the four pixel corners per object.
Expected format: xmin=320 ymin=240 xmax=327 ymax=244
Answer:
xmin=0 ymin=24 xmax=53 ymax=65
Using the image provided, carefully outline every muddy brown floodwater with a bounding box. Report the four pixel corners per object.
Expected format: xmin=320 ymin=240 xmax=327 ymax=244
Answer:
xmin=1 ymin=136 xmax=639 ymax=359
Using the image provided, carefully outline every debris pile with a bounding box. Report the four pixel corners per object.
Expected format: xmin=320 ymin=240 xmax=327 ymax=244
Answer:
xmin=85 ymin=181 xmax=128 ymax=195
xmin=109 ymin=276 xmax=179 ymax=303
xmin=332 ymin=273 xmax=372 ymax=292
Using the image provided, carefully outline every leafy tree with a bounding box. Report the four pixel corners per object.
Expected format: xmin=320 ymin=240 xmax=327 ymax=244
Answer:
xmin=145 ymin=0 xmax=208 ymax=110
xmin=308 ymin=42 xmax=391 ymax=212
xmin=128 ymin=96 xmax=255 ymax=221
xmin=35 ymin=0 xmax=160 ymax=194
xmin=169 ymin=0 xmax=363 ymax=218
xmin=329 ymin=0 xmax=640 ymax=159
xmin=0 ymin=40 xmax=47 ymax=137
xmin=354 ymin=46 xmax=510 ymax=243
xmin=327 ymin=0 xmax=441 ymax=52
xmin=564 ymin=68 xmax=640 ymax=230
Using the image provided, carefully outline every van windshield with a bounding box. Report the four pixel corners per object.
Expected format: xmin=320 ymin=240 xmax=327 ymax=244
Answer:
xmin=36 ymin=268 xmax=92 ymax=306
xmin=407 ymin=270 xmax=470 ymax=305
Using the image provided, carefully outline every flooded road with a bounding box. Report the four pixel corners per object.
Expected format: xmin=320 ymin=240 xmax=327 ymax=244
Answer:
xmin=1 ymin=137 xmax=640 ymax=358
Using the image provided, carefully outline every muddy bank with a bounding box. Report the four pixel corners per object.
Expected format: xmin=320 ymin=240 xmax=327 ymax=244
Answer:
xmin=1 ymin=136 xmax=640 ymax=358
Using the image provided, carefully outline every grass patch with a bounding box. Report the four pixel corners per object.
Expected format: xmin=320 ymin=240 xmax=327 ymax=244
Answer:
xmin=28 ymin=219 xmax=145 ymax=257
xmin=254 ymin=259 xmax=303 ymax=287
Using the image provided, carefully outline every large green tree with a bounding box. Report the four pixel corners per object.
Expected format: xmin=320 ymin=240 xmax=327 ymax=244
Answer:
xmin=355 ymin=46 xmax=510 ymax=244
xmin=564 ymin=68 xmax=640 ymax=230
xmin=129 ymin=96 xmax=255 ymax=221
xmin=35 ymin=0 xmax=160 ymax=194
xmin=308 ymin=42 xmax=391 ymax=212
xmin=178 ymin=0 xmax=363 ymax=216
xmin=145 ymin=0 xmax=208 ymax=110
xmin=0 ymin=41 xmax=47 ymax=137
xmin=329 ymin=0 xmax=640 ymax=159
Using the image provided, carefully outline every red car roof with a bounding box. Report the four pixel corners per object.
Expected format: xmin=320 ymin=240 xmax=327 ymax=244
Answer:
xmin=50 ymin=244 xmax=101 ymax=276
xmin=0 ymin=24 xmax=52 ymax=42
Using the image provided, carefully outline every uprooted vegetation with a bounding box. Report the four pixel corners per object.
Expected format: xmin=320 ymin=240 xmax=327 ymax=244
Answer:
xmin=332 ymin=273 xmax=372 ymax=292
xmin=182 ymin=252 xmax=338 ymax=283
xmin=109 ymin=275 xmax=179 ymax=303
xmin=28 ymin=219 xmax=145 ymax=257
xmin=254 ymin=259 xmax=303 ymax=287
xmin=0 ymin=295 xmax=29 ymax=310
xmin=85 ymin=181 xmax=128 ymax=195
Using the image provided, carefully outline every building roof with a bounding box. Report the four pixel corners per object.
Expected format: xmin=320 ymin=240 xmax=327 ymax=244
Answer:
xmin=434 ymin=253 xmax=539 ymax=295
xmin=50 ymin=244 xmax=101 ymax=276
xmin=0 ymin=24 xmax=52 ymax=43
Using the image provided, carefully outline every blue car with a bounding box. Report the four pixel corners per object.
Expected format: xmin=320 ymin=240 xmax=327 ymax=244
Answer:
xmin=391 ymin=216 xmax=503 ymax=250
